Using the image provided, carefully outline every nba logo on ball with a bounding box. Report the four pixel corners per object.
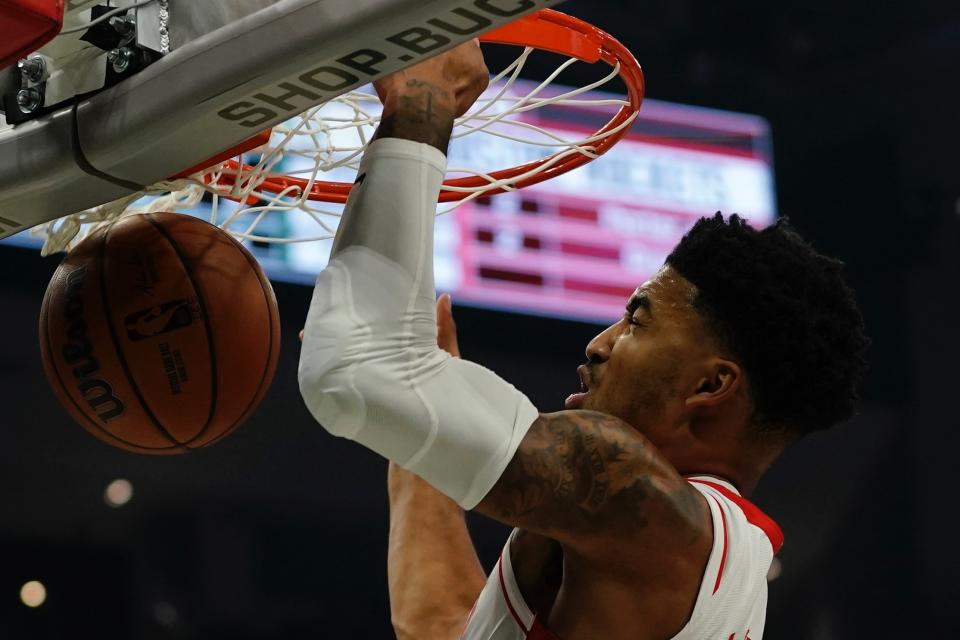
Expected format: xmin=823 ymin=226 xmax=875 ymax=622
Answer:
xmin=125 ymin=299 xmax=201 ymax=342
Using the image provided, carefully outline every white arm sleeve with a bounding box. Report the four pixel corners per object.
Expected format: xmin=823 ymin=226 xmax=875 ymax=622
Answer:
xmin=298 ymin=138 xmax=540 ymax=509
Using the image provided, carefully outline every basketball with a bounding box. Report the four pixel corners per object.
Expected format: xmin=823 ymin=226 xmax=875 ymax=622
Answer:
xmin=38 ymin=213 xmax=281 ymax=454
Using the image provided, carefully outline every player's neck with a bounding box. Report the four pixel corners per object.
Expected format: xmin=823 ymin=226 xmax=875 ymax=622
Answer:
xmin=669 ymin=413 xmax=785 ymax=497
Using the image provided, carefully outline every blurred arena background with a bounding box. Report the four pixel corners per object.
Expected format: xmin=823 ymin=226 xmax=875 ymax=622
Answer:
xmin=1 ymin=0 xmax=958 ymax=637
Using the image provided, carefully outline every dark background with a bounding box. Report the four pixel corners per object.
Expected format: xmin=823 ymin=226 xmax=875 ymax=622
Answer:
xmin=2 ymin=0 xmax=959 ymax=637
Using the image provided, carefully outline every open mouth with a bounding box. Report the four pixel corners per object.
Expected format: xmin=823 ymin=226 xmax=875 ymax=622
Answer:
xmin=565 ymin=365 xmax=593 ymax=409
xmin=578 ymin=365 xmax=592 ymax=392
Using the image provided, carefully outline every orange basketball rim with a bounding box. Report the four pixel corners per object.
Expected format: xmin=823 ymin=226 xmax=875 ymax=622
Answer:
xmin=198 ymin=9 xmax=645 ymax=205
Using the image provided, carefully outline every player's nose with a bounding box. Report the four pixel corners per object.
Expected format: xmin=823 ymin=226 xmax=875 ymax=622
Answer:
xmin=585 ymin=322 xmax=617 ymax=362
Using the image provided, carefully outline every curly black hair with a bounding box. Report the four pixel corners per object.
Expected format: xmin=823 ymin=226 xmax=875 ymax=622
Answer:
xmin=666 ymin=213 xmax=870 ymax=438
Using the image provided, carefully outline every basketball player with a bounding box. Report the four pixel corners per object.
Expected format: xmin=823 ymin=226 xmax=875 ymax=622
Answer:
xmin=298 ymin=41 xmax=869 ymax=639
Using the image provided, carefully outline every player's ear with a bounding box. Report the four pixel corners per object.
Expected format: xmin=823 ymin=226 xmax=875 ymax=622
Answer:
xmin=686 ymin=357 xmax=742 ymax=410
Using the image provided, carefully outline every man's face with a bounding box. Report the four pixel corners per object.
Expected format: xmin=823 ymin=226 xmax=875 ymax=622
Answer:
xmin=567 ymin=266 xmax=718 ymax=440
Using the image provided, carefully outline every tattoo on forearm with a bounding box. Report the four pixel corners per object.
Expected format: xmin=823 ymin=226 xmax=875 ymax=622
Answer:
xmin=374 ymin=79 xmax=456 ymax=153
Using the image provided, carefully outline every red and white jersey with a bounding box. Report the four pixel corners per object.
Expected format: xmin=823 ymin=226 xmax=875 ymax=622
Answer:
xmin=460 ymin=476 xmax=784 ymax=640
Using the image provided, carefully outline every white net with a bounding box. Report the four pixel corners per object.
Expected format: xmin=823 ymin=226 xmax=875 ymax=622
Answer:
xmin=35 ymin=46 xmax=638 ymax=256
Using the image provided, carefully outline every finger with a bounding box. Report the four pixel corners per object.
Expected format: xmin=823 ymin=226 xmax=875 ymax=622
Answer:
xmin=299 ymin=330 xmax=304 ymax=342
xmin=436 ymin=294 xmax=461 ymax=358
xmin=436 ymin=294 xmax=453 ymax=343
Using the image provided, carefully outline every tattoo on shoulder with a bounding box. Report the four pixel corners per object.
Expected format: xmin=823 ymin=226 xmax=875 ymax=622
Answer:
xmin=483 ymin=411 xmax=669 ymax=533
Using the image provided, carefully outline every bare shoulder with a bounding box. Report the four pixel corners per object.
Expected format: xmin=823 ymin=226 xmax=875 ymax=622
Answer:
xmin=476 ymin=411 xmax=711 ymax=562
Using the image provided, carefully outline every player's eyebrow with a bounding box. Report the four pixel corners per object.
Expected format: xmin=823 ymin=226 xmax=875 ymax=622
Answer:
xmin=625 ymin=292 xmax=653 ymax=317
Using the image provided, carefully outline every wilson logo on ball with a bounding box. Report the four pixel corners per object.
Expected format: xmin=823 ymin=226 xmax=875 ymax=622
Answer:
xmin=61 ymin=267 xmax=125 ymax=423
xmin=125 ymin=299 xmax=200 ymax=342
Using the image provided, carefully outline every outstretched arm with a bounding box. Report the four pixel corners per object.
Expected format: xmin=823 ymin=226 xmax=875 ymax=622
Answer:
xmin=387 ymin=296 xmax=485 ymax=640
xmin=389 ymin=464 xmax=486 ymax=639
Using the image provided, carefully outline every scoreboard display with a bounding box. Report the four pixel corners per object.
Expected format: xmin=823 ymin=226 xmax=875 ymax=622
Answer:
xmin=434 ymin=89 xmax=777 ymax=324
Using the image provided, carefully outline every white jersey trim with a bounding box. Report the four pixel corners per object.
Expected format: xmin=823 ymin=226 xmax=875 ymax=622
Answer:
xmin=499 ymin=529 xmax=536 ymax=632
xmin=670 ymin=484 xmax=729 ymax=639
